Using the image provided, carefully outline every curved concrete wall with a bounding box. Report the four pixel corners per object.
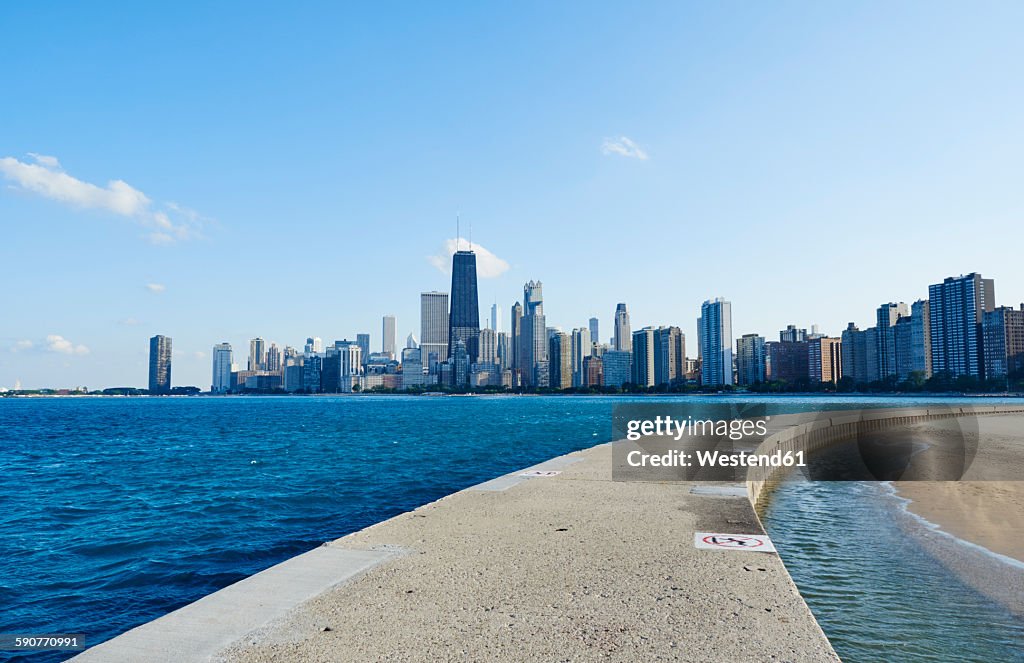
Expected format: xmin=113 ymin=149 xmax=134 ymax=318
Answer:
xmin=746 ymin=404 xmax=1024 ymax=507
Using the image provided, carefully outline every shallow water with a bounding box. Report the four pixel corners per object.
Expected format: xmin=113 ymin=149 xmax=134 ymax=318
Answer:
xmin=761 ymin=477 xmax=1024 ymax=661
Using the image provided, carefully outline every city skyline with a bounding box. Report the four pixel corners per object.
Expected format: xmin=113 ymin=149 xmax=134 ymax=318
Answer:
xmin=135 ymin=266 xmax=1024 ymax=394
xmin=5 ymin=264 xmax=1023 ymax=391
xmin=4 ymin=3 xmax=1024 ymax=389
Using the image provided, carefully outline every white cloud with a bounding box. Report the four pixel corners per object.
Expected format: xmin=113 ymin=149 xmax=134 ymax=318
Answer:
xmin=145 ymin=283 xmax=166 ymax=294
xmin=119 ymin=317 xmax=142 ymax=326
xmin=0 ymin=153 xmax=204 ymax=243
xmin=45 ymin=334 xmax=90 ymax=355
xmin=10 ymin=340 xmax=34 ymax=352
xmin=601 ymin=136 xmax=649 ymax=160
xmin=428 ymin=238 xmax=510 ymax=279
xmin=27 ymin=152 xmax=61 ymax=169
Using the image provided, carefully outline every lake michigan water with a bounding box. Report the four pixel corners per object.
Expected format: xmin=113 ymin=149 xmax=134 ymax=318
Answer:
xmin=1 ymin=395 xmax=1021 ymax=662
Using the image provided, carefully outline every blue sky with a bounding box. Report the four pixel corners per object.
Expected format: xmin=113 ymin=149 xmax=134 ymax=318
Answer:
xmin=2 ymin=2 xmax=1023 ymax=389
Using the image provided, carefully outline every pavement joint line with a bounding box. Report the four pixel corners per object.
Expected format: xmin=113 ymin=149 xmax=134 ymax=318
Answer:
xmin=469 ymin=455 xmax=585 ymax=492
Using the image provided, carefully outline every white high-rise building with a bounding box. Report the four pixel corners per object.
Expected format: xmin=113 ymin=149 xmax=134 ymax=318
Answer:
xmin=479 ymin=327 xmax=498 ymax=364
xmin=420 ymin=291 xmax=449 ymax=370
xmin=698 ymin=297 xmax=733 ymax=386
xmin=383 ymin=315 xmax=397 ymax=358
xmin=614 ymin=303 xmax=632 ymax=353
xmin=212 ymin=342 xmax=232 ymax=393
xmin=266 ymin=343 xmax=282 ymax=372
xmin=490 ymin=303 xmax=502 ymax=333
xmin=571 ymin=327 xmax=592 ymax=387
xmin=327 ymin=340 xmax=363 ymax=393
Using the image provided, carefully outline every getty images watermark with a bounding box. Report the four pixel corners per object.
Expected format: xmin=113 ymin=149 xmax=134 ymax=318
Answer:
xmin=611 ymin=402 xmax=1015 ymax=483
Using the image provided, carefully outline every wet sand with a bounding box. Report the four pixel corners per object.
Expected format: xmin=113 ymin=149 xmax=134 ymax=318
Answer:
xmin=895 ymin=480 xmax=1024 ymax=564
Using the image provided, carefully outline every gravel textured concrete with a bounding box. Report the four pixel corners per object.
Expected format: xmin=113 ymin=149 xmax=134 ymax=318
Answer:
xmin=217 ymin=442 xmax=838 ymax=662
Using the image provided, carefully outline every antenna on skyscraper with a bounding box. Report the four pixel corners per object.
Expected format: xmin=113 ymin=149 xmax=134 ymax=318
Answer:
xmin=456 ymin=214 xmax=460 ymax=251
xmin=469 ymin=217 xmax=473 ymax=251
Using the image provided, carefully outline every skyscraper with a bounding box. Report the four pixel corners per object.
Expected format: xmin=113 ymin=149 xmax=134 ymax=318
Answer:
xmin=929 ymin=273 xmax=995 ymax=379
xmin=510 ymin=301 xmax=523 ymax=371
xmin=602 ymin=350 xmax=631 ymax=388
xmin=549 ymin=332 xmax=573 ymax=389
xmin=765 ymin=339 xmax=809 ymax=385
xmin=584 ymin=355 xmax=603 ymax=387
xmin=248 ymin=337 xmax=266 ymax=371
xmin=451 ymin=338 xmax=469 ymax=387
xmin=570 ymin=327 xmax=592 ymax=387
xmin=524 ymin=281 xmax=543 ymax=315
xmin=982 ymin=305 xmax=1024 ymax=380
xmin=894 ymin=317 xmax=915 ymax=381
xmin=266 ymin=343 xmax=282 ymax=372
xmin=589 ymin=317 xmax=600 ymax=348
xmin=698 ymin=298 xmax=733 ymax=386
xmin=631 ymin=327 xmax=656 ymax=387
xmin=354 ymin=334 xmax=370 ymax=367
xmin=910 ymin=299 xmax=932 ymax=379
xmin=614 ymin=303 xmax=631 ymax=353
xmin=653 ymin=326 xmax=685 ymax=386
xmin=519 ymin=281 xmax=547 ymax=387
xmin=779 ymin=325 xmax=807 ymax=343
xmin=490 ymin=303 xmax=501 ymax=333
xmin=322 ymin=340 xmax=363 ymax=393
xmin=282 ymin=348 xmax=303 ymax=392
xmin=736 ymin=334 xmax=766 ymax=385
xmin=876 ymin=302 xmax=908 ymax=380
xmin=212 ymin=342 xmax=232 ymax=394
xmin=382 ymin=315 xmax=397 ymax=358
xmin=401 ymin=346 xmax=424 ymax=390
xmin=149 ymin=335 xmax=172 ymax=394
xmin=478 ymin=327 xmax=498 ymax=364
xmin=841 ymin=323 xmax=879 ymax=384
xmin=807 ymin=337 xmax=842 ymax=384
xmin=420 ymin=291 xmax=449 ymax=370
xmin=303 ymin=355 xmax=322 ymax=393
xmin=448 ymin=250 xmax=480 ymax=386
xmin=496 ymin=331 xmax=509 ymax=369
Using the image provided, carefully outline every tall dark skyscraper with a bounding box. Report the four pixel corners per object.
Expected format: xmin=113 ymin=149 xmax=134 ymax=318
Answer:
xmin=448 ymin=250 xmax=480 ymax=382
xmin=149 ymin=335 xmax=172 ymax=394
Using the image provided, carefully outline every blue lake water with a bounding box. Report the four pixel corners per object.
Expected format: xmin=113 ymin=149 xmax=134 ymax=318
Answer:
xmin=1 ymin=395 xmax=1021 ymax=662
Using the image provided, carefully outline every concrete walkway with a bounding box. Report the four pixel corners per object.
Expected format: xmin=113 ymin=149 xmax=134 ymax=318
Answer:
xmin=205 ymin=443 xmax=836 ymax=662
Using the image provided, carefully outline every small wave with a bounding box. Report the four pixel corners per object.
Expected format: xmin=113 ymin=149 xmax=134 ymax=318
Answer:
xmin=881 ymin=482 xmax=1024 ymax=572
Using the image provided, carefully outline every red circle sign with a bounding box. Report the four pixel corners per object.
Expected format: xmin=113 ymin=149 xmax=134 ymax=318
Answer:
xmin=701 ymin=535 xmax=765 ymax=548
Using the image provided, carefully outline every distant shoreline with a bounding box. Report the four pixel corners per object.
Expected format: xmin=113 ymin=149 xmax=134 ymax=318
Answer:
xmin=4 ymin=391 xmax=1024 ymax=399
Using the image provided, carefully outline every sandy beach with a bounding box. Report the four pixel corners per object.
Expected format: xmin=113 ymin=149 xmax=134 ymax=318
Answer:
xmin=889 ymin=413 xmax=1024 ymax=614
xmin=891 ymin=413 xmax=1024 ymax=562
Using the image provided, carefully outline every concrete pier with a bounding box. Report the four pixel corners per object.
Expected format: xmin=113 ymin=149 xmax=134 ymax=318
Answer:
xmin=75 ymin=447 xmax=838 ymax=662
xmin=73 ymin=404 xmax=1024 ymax=662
